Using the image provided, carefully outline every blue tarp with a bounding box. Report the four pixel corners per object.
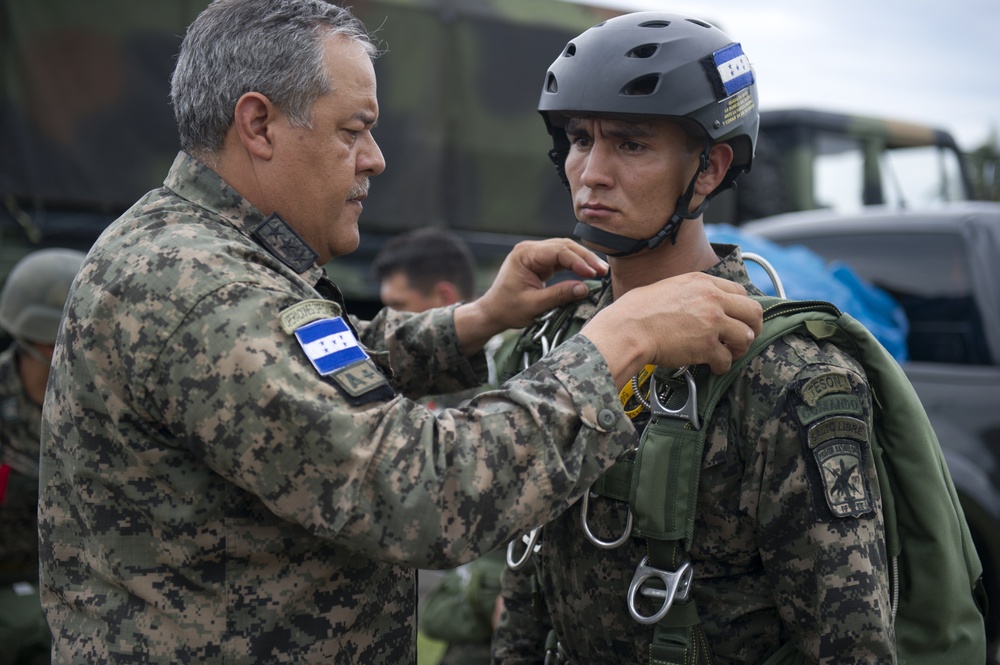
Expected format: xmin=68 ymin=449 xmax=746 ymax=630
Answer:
xmin=706 ymin=224 xmax=909 ymax=361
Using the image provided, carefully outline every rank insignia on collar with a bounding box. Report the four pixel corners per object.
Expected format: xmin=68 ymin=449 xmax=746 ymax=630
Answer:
xmin=251 ymin=212 xmax=318 ymax=274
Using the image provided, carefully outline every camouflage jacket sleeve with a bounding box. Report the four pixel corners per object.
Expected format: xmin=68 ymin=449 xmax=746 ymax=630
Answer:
xmin=148 ymin=282 xmax=636 ymax=566
xmin=715 ymin=332 xmax=895 ymax=662
xmin=354 ymin=303 xmax=489 ymax=399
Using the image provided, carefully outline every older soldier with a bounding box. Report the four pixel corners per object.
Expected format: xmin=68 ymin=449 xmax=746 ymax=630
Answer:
xmin=492 ymin=13 xmax=895 ymax=664
xmin=0 ymin=248 xmax=85 ymax=665
xmin=37 ymin=1 xmax=761 ymax=663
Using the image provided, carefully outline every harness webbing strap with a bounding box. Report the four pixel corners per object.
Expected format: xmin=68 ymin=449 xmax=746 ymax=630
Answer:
xmin=593 ymin=458 xmax=633 ymax=503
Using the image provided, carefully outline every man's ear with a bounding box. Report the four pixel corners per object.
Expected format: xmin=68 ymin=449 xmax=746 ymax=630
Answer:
xmin=431 ymin=280 xmax=462 ymax=307
xmin=695 ymin=143 xmax=734 ymax=196
xmin=233 ymin=92 xmax=275 ymax=161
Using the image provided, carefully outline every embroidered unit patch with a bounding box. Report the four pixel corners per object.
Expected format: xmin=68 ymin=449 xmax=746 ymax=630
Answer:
xmin=807 ymin=416 xmax=873 ymax=518
xmin=294 ymin=317 xmax=368 ymax=376
xmin=812 ymin=439 xmax=873 ymax=518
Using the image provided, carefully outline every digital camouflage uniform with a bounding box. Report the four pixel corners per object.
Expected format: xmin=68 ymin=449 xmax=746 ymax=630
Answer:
xmin=0 ymin=346 xmax=51 ymax=665
xmin=493 ymin=245 xmax=895 ymax=664
xmin=37 ymin=151 xmax=636 ymax=664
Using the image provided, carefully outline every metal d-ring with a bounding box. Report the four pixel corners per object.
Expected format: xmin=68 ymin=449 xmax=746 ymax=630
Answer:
xmin=580 ymin=486 xmax=633 ymax=549
xmin=506 ymin=526 xmax=541 ymax=570
xmin=626 ymin=555 xmax=694 ymax=625
xmin=648 ymin=369 xmax=701 ymax=431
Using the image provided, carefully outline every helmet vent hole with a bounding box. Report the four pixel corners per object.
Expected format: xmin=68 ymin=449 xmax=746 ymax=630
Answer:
xmin=545 ymin=73 xmax=558 ymax=93
xmin=621 ymin=74 xmax=660 ymax=97
xmin=685 ymin=19 xmax=712 ymax=29
xmin=626 ymin=43 xmax=658 ymax=59
xmin=638 ymin=20 xmax=671 ymax=28
xmin=563 ymin=43 xmax=576 ymax=57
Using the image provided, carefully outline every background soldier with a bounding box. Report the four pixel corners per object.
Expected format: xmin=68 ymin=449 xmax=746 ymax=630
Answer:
xmin=372 ymin=227 xmax=477 ymax=313
xmin=0 ymin=248 xmax=85 ymax=665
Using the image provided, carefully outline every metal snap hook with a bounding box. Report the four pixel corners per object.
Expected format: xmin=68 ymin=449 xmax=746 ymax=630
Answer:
xmin=506 ymin=526 xmax=541 ymax=570
xmin=649 ymin=369 xmax=701 ymax=430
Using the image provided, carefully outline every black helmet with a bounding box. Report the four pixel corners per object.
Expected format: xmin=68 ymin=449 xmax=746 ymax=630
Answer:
xmin=538 ymin=12 xmax=759 ymax=255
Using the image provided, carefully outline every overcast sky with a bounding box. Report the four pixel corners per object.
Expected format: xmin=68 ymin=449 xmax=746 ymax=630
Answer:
xmin=560 ymin=0 xmax=999 ymax=152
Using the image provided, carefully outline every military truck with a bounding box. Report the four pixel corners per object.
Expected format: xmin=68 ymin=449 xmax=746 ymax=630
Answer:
xmin=706 ymin=108 xmax=977 ymax=225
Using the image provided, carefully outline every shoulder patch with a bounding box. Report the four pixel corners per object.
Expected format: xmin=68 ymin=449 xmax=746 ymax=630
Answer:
xmin=800 ymin=372 xmax=852 ymax=406
xmin=812 ymin=438 xmax=873 ymax=518
xmin=280 ymin=299 xmax=342 ymax=334
xmin=807 ymin=416 xmax=868 ymax=448
xmin=796 ymin=393 xmax=863 ymax=426
xmin=293 ymin=317 xmax=368 ymax=375
xmin=330 ymin=358 xmax=390 ymax=397
xmin=806 ymin=416 xmax=873 ymax=519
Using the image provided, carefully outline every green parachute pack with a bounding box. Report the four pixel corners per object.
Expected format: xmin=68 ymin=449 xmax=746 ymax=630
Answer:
xmin=501 ymin=291 xmax=988 ymax=664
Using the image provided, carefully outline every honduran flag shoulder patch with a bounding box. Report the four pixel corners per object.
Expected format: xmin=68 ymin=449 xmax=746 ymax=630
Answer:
xmin=293 ymin=316 xmax=369 ymax=376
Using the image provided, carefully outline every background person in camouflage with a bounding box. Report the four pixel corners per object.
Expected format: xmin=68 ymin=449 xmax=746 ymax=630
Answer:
xmin=37 ymin=1 xmax=762 ymax=663
xmin=372 ymin=227 xmax=477 ymax=314
xmin=492 ymin=13 xmax=895 ymax=664
xmin=0 ymin=248 xmax=85 ymax=665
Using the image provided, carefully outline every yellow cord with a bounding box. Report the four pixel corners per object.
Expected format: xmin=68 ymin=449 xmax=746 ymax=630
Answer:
xmin=619 ymin=364 xmax=655 ymax=419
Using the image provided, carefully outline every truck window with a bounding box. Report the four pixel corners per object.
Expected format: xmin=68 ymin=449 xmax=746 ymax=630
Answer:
xmin=814 ymin=134 xmax=865 ymax=214
xmin=881 ymin=146 xmax=968 ymax=209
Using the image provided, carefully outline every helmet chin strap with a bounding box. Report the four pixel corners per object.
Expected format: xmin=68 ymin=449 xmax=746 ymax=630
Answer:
xmin=573 ymin=145 xmax=711 ymax=258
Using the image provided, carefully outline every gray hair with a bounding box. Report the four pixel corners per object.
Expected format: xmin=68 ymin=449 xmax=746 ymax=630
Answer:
xmin=170 ymin=0 xmax=378 ymax=156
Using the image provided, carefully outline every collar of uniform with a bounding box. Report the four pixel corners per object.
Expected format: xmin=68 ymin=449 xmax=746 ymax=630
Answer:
xmin=162 ymin=151 xmax=323 ymax=280
xmin=706 ymin=243 xmax=764 ymax=295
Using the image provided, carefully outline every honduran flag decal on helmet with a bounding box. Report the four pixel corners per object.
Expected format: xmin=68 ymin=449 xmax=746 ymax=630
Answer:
xmin=704 ymin=43 xmax=754 ymax=99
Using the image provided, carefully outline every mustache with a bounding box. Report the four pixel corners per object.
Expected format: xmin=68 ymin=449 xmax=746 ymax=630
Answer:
xmin=348 ymin=179 xmax=370 ymax=200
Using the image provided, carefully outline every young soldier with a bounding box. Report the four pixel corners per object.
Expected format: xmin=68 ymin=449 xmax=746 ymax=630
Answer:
xmin=493 ymin=13 xmax=895 ymax=663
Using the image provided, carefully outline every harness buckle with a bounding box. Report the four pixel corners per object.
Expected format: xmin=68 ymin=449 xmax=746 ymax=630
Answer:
xmin=506 ymin=526 xmax=541 ymax=570
xmin=580 ymin=486 xmax=633 ymax=549
xmin=649 ymin=368 xmax=701 ymax=430
xmin=626 ymin=555 xmax=693 ymax=624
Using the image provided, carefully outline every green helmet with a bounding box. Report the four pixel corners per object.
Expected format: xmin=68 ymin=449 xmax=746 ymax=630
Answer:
xmin=538 ymin=12 xmax=760 ymax=255
xmin=0 ymin=248 xmax=86 ymax=344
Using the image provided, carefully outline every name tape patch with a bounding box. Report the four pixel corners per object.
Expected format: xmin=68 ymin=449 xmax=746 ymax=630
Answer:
xmin=797 ymin=393 xmax=863 ymax=426
xmin=280 ymin=299 xmax=343 ymax=335
xmin=294 ymin=316 xmax=368 ymax=376
xmin=800 ymin=372 xmax=852 ymax=406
